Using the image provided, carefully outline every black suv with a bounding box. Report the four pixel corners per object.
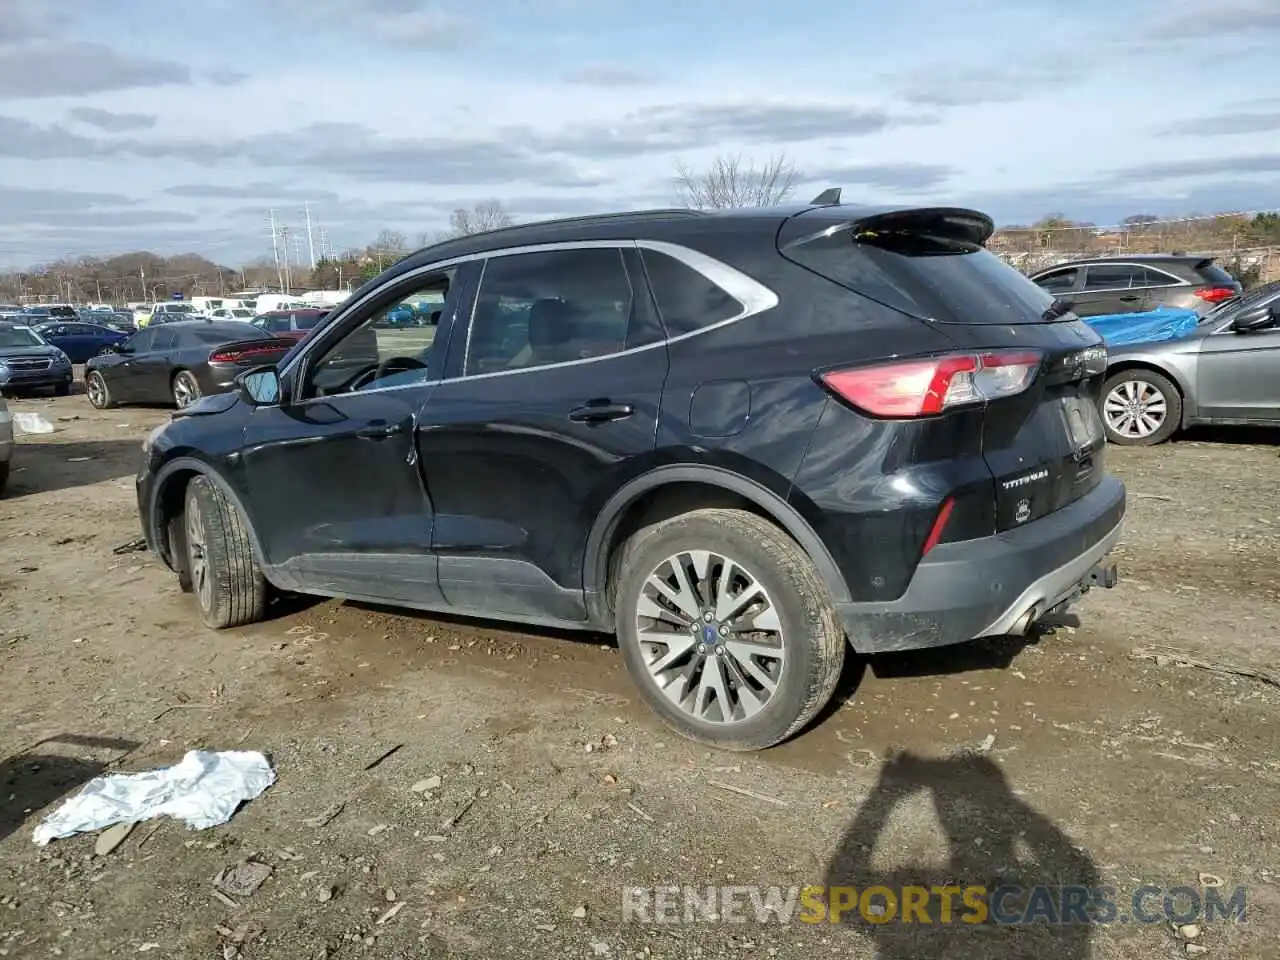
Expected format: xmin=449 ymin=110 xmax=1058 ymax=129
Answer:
xmin=136 ymin=199 xmax=1125 ymax=750
xmin=1028 ymin=255 xmax=1241 ymax=318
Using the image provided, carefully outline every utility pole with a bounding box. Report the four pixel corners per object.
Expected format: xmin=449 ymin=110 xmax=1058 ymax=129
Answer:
xmin=268 ymin=209 xmax=284 ymax=293
xmin=304 ymin=202 xmax=317 ymax=270
xmin=279 ymin=225 xmax=292 ymax=294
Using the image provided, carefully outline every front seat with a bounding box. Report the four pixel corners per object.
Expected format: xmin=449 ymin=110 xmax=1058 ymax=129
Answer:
xmin=526 ymin=298 xmax=576 ymax=366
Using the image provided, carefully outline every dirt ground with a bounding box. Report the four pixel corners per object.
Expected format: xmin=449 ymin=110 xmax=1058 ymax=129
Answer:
xmin=1 ymin=386 xmax=1277 ymax=960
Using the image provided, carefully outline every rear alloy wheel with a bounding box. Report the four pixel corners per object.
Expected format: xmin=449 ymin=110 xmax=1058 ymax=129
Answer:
xmin=183 ymin=476 xmax=267 ymax=629
xmin=85 ymin=371 xmax=114 ymax=409
xmin=1101 ymin=370 xmax=1181 ymax=446
xmin=172 ymin=370 xmax=201 ymax=409
xmin=615 ymin=508 xmax=845 ymax=751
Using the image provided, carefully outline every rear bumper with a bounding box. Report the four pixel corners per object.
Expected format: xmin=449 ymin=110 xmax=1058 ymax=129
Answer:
xmin=836 ymin=476 xmax=1126 ymax=653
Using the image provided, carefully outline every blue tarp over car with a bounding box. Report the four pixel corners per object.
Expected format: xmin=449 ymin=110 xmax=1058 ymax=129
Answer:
xmin=1083 ymin=306 xmax=1200 ymax=347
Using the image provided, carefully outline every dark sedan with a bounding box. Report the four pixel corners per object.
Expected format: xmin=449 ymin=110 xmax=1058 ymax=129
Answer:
xmin=33 ymin=320 xmax=129 ymax=363
xmin=0 ymin=322 xmax=74 ymax=396
xmin=84 ymin=321 xmax=293 ymax=409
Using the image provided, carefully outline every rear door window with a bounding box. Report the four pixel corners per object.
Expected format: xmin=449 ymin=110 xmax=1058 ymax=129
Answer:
xmin=1132 ymin=267 xmax=1179 ymax=288
xmin=465 ymin=247 xmax=636 ymax=374
xmin=1082 ymin=265 xmax=1139 ymax=290
xmin=151 ymin=329 xmax=178 ymax=351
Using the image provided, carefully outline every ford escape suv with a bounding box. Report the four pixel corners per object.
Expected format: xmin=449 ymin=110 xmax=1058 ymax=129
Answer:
xmin=136 ymin=197 xmax=1125 ymax=750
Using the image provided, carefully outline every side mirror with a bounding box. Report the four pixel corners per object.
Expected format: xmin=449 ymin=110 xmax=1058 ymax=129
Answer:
xmin=1231 ymin=304 xmax=1278 ymax=333
xmin=236 ymin=366 xmax=282 ymax=406
xmin=114 ymin=343 xmax=133 ymax=354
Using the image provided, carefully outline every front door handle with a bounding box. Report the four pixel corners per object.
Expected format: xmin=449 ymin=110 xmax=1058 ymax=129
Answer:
xmin=568 ymin=401 xmax=634 ymax=424
xmin=356 ymin=421 xmax=403 ymax=440
xmin=1119 ymin=295 xmax=1141 ymax=302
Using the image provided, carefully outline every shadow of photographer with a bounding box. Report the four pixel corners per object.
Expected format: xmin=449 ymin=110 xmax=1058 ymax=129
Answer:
xmin=822 ymin=751 xmax=1098 ymax=959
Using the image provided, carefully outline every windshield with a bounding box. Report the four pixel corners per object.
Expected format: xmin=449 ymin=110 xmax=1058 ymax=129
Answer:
xmin=1204 ymin=280 xmax=1280 ymax=324
xmin=164 ymin=303 xmax=196 ymax=313
xmin=0 ymin=325 xmax=46 ymax=347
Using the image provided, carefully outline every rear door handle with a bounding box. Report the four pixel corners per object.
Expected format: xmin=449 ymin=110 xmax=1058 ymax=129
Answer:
xmin=1119 ymin=295 xmax=1141 ymax=302
xmin=356 ymin=421 xmax=403 ymax=440
xmin=568 ymin=401 xmax=634 ymax=423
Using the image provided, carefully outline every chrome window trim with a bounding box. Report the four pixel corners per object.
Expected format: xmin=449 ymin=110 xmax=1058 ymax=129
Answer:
xmin=1032 ymin=262 xmax=1190 ymax=295
xmin=278 ymin=238 xmax=779 ymax=390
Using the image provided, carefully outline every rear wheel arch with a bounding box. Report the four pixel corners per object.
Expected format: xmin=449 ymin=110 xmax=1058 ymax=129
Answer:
xmin=584 ymin=465 xmax=850 ymax=628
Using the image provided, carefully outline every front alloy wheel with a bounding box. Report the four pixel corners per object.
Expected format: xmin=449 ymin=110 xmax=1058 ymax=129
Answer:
xmin=85 ymin=371 xmax=113 ymax=409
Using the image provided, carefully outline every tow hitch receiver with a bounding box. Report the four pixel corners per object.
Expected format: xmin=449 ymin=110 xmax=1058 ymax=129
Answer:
xmin=1042 ymin=561 xmax=1120 ymax=621
xmin=1089 ymin=561 xmax=1119 ymax=589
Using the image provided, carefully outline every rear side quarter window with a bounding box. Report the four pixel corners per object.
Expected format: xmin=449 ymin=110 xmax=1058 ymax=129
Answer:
xmin=640 ymin=249 xmax=740 ymax=337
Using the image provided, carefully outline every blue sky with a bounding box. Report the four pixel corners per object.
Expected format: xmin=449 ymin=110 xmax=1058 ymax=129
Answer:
xmin=1 ymin=0 xmax=1278 ymax=267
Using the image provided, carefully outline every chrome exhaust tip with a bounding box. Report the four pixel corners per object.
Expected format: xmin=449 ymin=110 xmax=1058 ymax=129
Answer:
xmin=1009 ymin=605 xmax=1039 ymax=636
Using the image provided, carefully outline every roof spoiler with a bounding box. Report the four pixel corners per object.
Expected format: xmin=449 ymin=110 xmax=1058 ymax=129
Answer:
xmin=782 ymin=205 xmax=996 ymax=250
xmin=848 ymin=207 xmax=995 ymax=246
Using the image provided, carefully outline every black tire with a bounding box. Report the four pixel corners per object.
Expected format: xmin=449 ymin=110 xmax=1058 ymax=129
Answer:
xmin=172 ymin=369 xmax=201 ymax=408
xmin=53 ymin=382 xmax=71 ymax=397
xmin=1100 ymin=369 xmax=1182 ymax=446
xmin=85 ymin=371 xmax=115 ymax=409
xmin=0 ymin=460 xmax=9 ymax=496
xmin=614 ymin=508 xmax=845 ymax=751
xmin=183 ymin=475 xmax=266 ymax=629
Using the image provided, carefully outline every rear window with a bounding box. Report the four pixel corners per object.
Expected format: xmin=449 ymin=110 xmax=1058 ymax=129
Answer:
xmin=186 ymin=324 xmax=268 ymax=345
xmin=783 ymin=226 xmax=1057 ymax=324
xmin=1196 ymin=261 xmax=1237 ymax=287
xmin=292 ymin=310 xmax=324 ymax=329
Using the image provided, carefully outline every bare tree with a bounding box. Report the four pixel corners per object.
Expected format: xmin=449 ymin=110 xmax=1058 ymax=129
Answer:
xmin=438 ymin=199 xmax=516 ymax=240
xmin=673 ymin=153 xmax=798 ymax=209
xmin=369 ymin=229 xmax=408 ymax=271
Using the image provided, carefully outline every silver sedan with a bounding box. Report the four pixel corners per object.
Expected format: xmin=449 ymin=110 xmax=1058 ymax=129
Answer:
xmin=1099 ymin=282 xmax=1280 ymax=445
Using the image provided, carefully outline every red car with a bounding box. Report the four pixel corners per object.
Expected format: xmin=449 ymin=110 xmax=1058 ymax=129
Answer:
xmin=251 ymin=309 xmax=327 ymax=343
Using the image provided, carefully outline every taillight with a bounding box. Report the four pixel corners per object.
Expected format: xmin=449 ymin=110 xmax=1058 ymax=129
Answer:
xmin=209 ymin=343 xmax=285 ymax=364
xmin=1193 ymin=286 xmax=1236 ymax=304
xmin=819 ymin=350 xmax=1043 ymax=418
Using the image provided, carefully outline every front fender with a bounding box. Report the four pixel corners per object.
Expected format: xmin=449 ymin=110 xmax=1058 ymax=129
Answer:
xmin=147 ymin=456 xmax=271 ymax=575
